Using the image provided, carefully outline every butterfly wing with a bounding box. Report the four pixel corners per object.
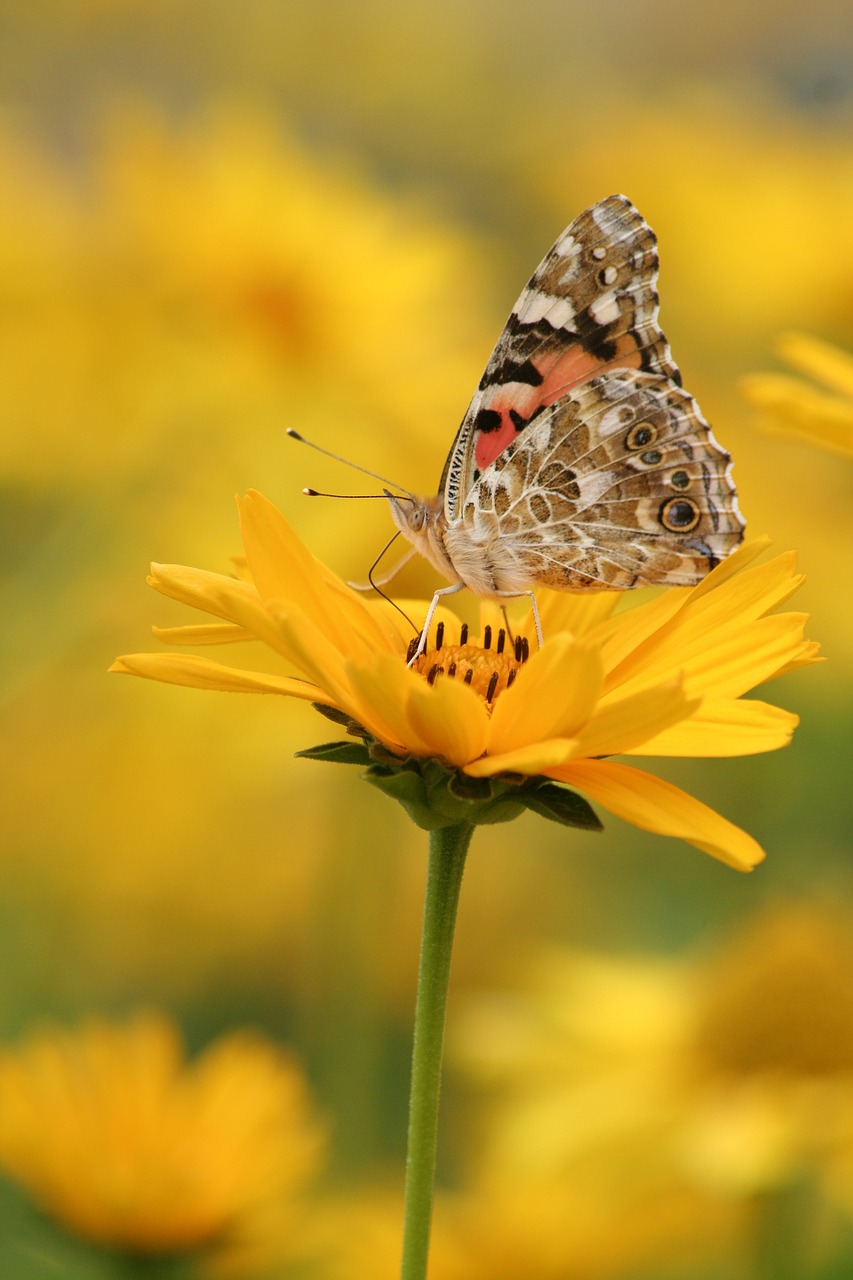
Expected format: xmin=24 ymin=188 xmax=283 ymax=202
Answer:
xmin=441 ymin=194 xmax=681 ymax=521
xmin=446 ymin=369 xmax=745 ymax=592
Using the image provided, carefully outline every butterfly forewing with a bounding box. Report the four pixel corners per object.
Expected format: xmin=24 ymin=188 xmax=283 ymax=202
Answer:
xmin=441 ymin=194 xmax=683 ymax=521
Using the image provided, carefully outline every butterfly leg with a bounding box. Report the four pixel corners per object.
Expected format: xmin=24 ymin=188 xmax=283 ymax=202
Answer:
xmin=491 ymin=591 xmax=544 ymax=651
xmin=527 ymin=593 xmax=544 ymax=650
xmin=407 ymin=583 xmax=465 ymax=667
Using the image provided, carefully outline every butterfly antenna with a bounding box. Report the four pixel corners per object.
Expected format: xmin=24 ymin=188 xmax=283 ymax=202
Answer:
xmin=303 ymin=489 xmax=389 ymax=499
xmin=287 ymin=429 xmax=418 ymax=501
xmin=366 ymin=532 xmax=417 ymax=633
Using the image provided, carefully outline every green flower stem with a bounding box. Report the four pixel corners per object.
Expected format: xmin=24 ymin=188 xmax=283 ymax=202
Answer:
xmin=400 ymin=821 xmax=475 ymax=1280
xmin=749 ymin=1178 xmax=821 ymax=1280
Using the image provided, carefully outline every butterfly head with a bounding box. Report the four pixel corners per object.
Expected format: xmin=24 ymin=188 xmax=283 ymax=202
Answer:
xmin=385 ymin=489 xmax=459 ymax=585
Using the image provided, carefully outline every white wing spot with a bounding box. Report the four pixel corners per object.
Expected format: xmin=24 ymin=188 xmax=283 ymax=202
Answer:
xmin=589 ymin=291 xmax=621 ymax=326
xmin=543 ymin=296 xmax=576 ymax=329
xmin=518 ymin=289 xmax=576 ymax=328
xmin=603 ymin=265 xmax=618 ymax=285
xmin=553 ymin=233 xmax=577 ymax=259
xmin=592 ymin=246 xmax=606 ymax=260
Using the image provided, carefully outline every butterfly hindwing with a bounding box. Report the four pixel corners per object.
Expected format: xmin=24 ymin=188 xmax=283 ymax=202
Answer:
xmin=451 ymin=369 xmax=744 ymax=591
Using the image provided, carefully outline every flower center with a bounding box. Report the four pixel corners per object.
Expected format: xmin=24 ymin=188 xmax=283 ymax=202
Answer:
xmin=407 ymin=621 xmax=530 ymax=705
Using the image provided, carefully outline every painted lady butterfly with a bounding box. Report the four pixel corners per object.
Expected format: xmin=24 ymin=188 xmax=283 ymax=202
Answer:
xmin=386 ymin=194 xmax=745 ymax=653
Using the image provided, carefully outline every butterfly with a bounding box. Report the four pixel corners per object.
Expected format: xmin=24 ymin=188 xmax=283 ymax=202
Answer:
xmin=385 ymin=194 xmax=745 ymax=655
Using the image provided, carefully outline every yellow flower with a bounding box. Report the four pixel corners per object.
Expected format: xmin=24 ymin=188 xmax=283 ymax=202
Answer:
xmin=741 ymin=333 xmax=853 ymax=458
xmin=685 ymin=905 xmax=853 ymax=1198
xmin=0 ymin=108 xmax=484 ymax=498
xmin=0 ymin=1013 xmax=325 ymax=1265
xmin=112 ymin=490 xmax=819 ymax=872
xmin=323 ymin=1180 xmax=733 ymax=1280
xmin=452 ymin=906 xmax=853 ymax=1269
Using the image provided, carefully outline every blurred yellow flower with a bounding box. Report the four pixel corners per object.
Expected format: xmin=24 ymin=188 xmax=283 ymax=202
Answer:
xmin=453 ymin=906 xmax=853 ymax=1271
xmin=686 ymin=906 xmax=853 ymax=1197
xmin=0 ymin=1013 xmax=325 ymax=1267
xmin=322 ymin=1176 xmax=733 ymax=1280
xmin=0 ymin=108 xmax=484 ymax=502
xmin=741 ymin=333 xmax=853 ymax=458
xmin=113 ymin=491 xmax=819 ymax=870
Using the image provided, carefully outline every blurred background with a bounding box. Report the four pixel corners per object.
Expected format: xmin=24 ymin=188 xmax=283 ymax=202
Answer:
xmin=1 ymin=1 xmax=852 ymax=1276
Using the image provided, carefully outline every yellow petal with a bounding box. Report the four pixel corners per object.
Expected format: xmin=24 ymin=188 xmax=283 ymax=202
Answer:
xmin=149 ymin=563 xmax=292 ymax=657
xmin=239 ymin=491 xmax=398 ymax=657
xmin=675 ymin=615 xmax=815 ymax=700
xmin=487 ymin=634 xmax=603 ymax=756
xmin=476 ymin=598 xmax=522 ymax=641
xmin=606 ymin=612 xmax=811 ymax=704
xmin=742 ymin=372 xmax=853 ymax=456
xmin=343 ymin=656 xmax=433 ymax=757
xmin=623 ymin=698 xmax=798 ymax=756
xmin=148 ymin=562 xmax=258 ymax=620
xmin=692 ymin=551 xmax=804 ymax=618
xmin=465 ymin=738 xmax=580 ymax=778
xmin=776 ymin=332 xmax=853 ymax=398
xmin=270 ymin=602 xmax=364 ymax=719
xmin=596 ymin=590 xmax=691 ymax=674
xmin=475 ymin=591 xmax=619 ymax=655
xmin=151 ymin=623 xmax=253 ymax=645
xmin=608 ymin=595 xmax=811 ymax=702
xmin=110 ymin=653 xmax=330 ymax=701
xmin=595 ymin=540 xmax=774 ymax=677
xmin=547 ymin=759 xmax=765 ymax=871
xmin=238 ymin=489 xmax=332 ymax=609
xmin=535 ymin=588 xmax=621 ymax=638
xmin=320 ymin=581 xmax=407 ymax=660
xmin=575 ymin=679 xmax=697 ymax=757
xmin=686 ymin=535 xmax=774 ymax=600
xmin=406 ymin=676 xmax=490 ymax=768
xmin=769 ymin=641 xmax=824 ymax=680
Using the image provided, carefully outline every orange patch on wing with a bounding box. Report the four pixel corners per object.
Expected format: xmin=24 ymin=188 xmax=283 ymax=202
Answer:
xmin=474 ymin=409 xmax=518 ymax=469
xmin=538 ymin=335 xmax=643 ymax=406
xmin=473 ymin=336 xmax=644 ymax=471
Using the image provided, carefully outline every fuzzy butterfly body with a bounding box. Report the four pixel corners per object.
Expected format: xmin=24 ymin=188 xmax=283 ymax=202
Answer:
xmin=387 ymin=194 xmax=744 ymax=620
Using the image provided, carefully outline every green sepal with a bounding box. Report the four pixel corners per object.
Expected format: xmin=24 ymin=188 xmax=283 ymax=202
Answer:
xmin=310 ymin=702 xmax=371 ymax=738
xmin=360 ymin=755 xmax=600 ymax=834
xmin=362 ymin=759 xmax=529 ymax=830
xmin=300 ymin=710 xmax=602 ymax=834
xmin=520 ymin=782 xmax=603 ymax=831
xmin=295 ymin=740 xmax=373 ymax=766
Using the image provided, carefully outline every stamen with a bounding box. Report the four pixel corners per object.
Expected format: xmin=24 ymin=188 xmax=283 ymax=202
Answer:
xmin=521 ymin=636 xmax=530 ymax=663
xmin=409 ymin=620 xmax=525 ymax=709
xmin=407 ymin=636 xmax=419 ymax=664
